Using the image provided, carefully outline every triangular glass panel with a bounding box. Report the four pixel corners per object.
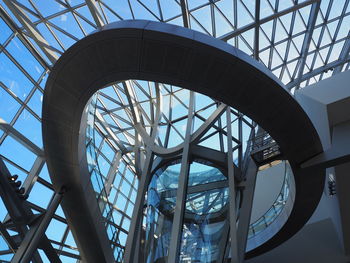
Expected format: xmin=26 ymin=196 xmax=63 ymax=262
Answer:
xmin=237 ymin=0 xmax=254 ymax=27
xmin=328 ymin=40 xmax=344 ymax=63
xmin=160 ymin=0 xmax=181 ymax=20
xmin=280 ymin=12 xmax=292 ymax=32
xmin=319 ymin=46 xmax=330 ymax=61
xmin=191 ymin=5 xmax=213 ymax=36
xmin=293 ymin=12 xmax=306 ymax=35
xmin=198 ymin=130 xmax=221 ymax=151
xmin=261 ymin=20 xmax=273 ymax=40
xmin=291 ymin=34 xmax=304 ymax=54
xmin=167 ymin=125 xmax=184 ymax=147
xmin=259 ymin=26 xmax=272 ymax=50
xmin=271 ymin=48 xmax=284 ymax=69
xmin=50 ymin=11 xmax=84 ymax=39
xmin=275 ymin=40 xmax=288 ymax=60
xmin=299 ymin=5 xmax=312 ymax=24
xmin=259 ymin=48 xmax=270 ymax=68
xmin=214 ymin=5 xmax=234 ymax=37
xmin=314 ymin=52 xmax=324 ymax=69
xmin=215 ymin=0 xmax=234 ymax=26
xmin=336 ymin=15 xmax=350 ymax=40
xmin=260 ymin=0 xmax=275 ymax=19
xmin=238 ymin=35 xmax=253 ymax=55
xmin=328 ymin=0 xmax=346 ymax=20
xmin=103 ymin=0 xmax=134 ymax=19
xmin=275 ymin=19 xmax=289 ymax=43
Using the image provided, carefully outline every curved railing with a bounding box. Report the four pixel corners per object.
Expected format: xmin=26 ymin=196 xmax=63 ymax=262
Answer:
xmin=246 ymin=161 xmax=295 ymax=251
xmin=86 ymin=95 xmax=124 ymax=262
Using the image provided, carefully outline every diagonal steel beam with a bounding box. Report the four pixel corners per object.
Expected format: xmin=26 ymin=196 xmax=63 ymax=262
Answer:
xmin=332 ymin=31 xmax=350 ymax=75
xmin=293 ymin=1 xmax=321 ymax=90
xmin=226 ymin=107 xmax=240 ymax=263
xmin=0 ymin=5 xmax=50 ymax=69
xmin=11 ymin=189 xmax=64 ymax=263
xmin=237 ymin=157 xmax=258 ymax=262
xmin=286 ymin=56 xmax=350 ymax=89
xmin=84 ymin=0 xmax=105 ymax=28
xmin=219 ymin=0 xmax=318 ymax=42
xmin=180 ymin=0 xmax=190 ymax=28
xmin=0 ymin=118 xmax=44 ymax=157
xmin=3 ymin=0 xmax=58 ymax=64
xmin=123 ymin=149 xmax=154 ymax=263
xmin=95 ymin=111 xmax=129 ymax=154
xmin=0 ymin=221 xmax=17 ymax=252
xmin=167 ymin=91 xmax=195 ymax=263
xmin=254 ymin=0 xmax=260 ymax=60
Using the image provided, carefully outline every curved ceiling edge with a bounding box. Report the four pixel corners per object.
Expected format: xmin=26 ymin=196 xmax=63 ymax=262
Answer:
xmin=42 ymin=20 xmax=324 ymax=261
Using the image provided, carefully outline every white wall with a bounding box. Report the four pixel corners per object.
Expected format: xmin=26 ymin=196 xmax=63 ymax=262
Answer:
xmin=250 ymin=162 xmax=285 ymax=223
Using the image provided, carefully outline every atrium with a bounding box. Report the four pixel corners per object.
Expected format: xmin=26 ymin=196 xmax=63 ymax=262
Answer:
xmin=0 ymin=0 xmax=350 ymax=263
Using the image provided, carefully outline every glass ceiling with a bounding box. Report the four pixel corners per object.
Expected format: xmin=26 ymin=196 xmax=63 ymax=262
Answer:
xmin=0 ymin=0 xmax=349 ymax=262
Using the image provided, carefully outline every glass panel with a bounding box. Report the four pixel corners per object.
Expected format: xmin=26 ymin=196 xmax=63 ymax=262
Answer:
xmin=6 ymin=36 xmax=44 ymax=81
xmin=0 ymin=87 xmax=20 ymax=122
xmin=0 ymin=52 xmax=33 ymax=100
xmin=144 ymin=160 xmax=229 ymax=262
xmin=188 ymin=161 xmax=226 ymax=186
xmin=144 ymin=162 xmax=182 ymax=263
xmin=180 ymin=161 xmax=228 ymax=263
xmin=0 ymin=18 xmax=12 ymax=44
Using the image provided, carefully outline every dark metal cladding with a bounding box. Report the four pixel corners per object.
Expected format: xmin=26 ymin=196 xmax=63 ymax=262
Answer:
xmin=42 ymin=20 xmax=324 ymax=262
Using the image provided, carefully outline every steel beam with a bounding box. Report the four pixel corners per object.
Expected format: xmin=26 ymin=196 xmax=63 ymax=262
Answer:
xmin=136 ymin=103 xmax=227 ymax=157
xmin=0 ymin=5 xmax=50 ymax=69
xmin=332 ymin=31 xmax=350 ymax=75
xmin=104 ymin=152 xmax=122 ymax=196
xmin=219 ymin=0 xmax=318 ymax=42
xmin=11 ymin=189 xmax=64 ymax=263
xmin=98 ymin=152 xmax=122 ymax=213
xmin=286 ymin=57 xmax=350 ymax=89
xmin=217 ymin=220 xmax=229 ymax=263
xmin=95 ymin=111 xmax=129 ymax=154
xmin=123 ymin=80 xmax=145 ymax=176
xmin=294 ymin=1 xmax=321 ymax=89
xmin=22 ymin=156 xmax=45 ymax=195
xmin=3 ymin=156 xmax=45 ymax=224
xmin=3 ymin=0 xmax=58 ymax=64
xmin=180 ymin=0 xmax=190 ymax=28
xmin=167 ymin=91 xmax=195 ymax=263
xmin=226 ymin=107 xmax=240 ymax=263
xmin=123 ymin=149 xmax=154 ymax=263
xmin=0 ymin=118 xmax=44 ymax=157
xmin=0 ymin=221 xmax=17 ymax=252
xmin=84 ymin=0 xmax=105 ymax=28
xmin=0 ymin=158 xmax=54 ymax=263
xmin=237 ymin=157 xmax=258 ymax=262
xmin=254 ymin=0 xmax=260 ymax=60
xmin=160 ymin=179 xmax=228 ymax=200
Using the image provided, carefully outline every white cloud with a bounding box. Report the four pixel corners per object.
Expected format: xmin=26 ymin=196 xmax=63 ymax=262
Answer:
xmin=60 ymin=14 xmax=67 ymax=22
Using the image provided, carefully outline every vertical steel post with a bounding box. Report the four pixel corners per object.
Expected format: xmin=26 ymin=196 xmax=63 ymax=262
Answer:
xmin=167 ymin=91 xmax=195 ymax=263
xmin=124 ymin=150 xmax=154 ymax=263
xmin=237 ymin=158 xmax=258 ymax=262
xmin=227 ymin=107 xmax=240 ymax=263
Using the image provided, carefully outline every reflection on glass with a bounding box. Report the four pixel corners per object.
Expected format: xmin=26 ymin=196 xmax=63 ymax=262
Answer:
xmin=144 ymin=160 xmax=229 ymax=263
xmin=180 ymin=161 xmax=228 ymax=263
xmin=144 ymin=162 xmax=181 ymax=263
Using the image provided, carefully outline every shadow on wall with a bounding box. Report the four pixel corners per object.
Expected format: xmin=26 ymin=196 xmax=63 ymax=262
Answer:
xmin=245 ymin=218 xmax=349 ymax=263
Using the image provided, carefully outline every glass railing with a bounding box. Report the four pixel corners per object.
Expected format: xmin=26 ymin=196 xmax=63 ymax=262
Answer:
xmin=246 ymin=160 xmax=295 ymax=251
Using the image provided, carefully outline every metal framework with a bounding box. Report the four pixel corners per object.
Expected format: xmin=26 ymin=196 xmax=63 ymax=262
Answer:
xmin=0 ymin=0 xmax=349 ymax=262
xmin=82 ymin=78 xmax=260 ymax=263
